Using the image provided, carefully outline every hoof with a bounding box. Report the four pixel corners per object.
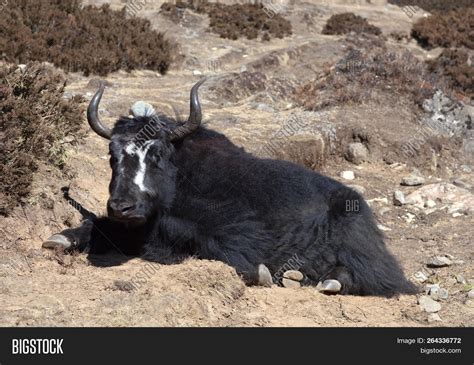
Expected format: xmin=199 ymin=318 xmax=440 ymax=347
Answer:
xmin=258 ymin=264 xmax=273 ymax=287
xmin=316 ymin=279 xmax=342 ymax=293
xmin=42 ymin=234 xmax=72 ymax=250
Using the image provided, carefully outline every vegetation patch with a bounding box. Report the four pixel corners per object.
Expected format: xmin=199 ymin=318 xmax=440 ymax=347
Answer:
xmin=427 ymin=48 xmax=474 ymax=99
xmin=411 ymin=8 xmax=474 ymax=50
xmin=160 ymin=0 xmax=292 ymax=41
xmin=0 ymin=0 xmax=173 ymax=76
xmin=294 ymin=45 xmax=438 ymax=111
xmin=322 ymin=13 xmax=381 ymax=36
xmin=0 ymin=63 xmax=85 ymax=215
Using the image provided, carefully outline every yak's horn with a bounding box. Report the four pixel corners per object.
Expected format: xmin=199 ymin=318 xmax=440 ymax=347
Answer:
xmin=171 ymin=78 xmax=206 ymax=141
xmin=87 ymin=81 xmax=112 ymax=140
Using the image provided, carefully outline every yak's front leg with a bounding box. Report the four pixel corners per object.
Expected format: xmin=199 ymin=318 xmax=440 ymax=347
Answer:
xmin=43 ymin=217 xmax=144 ymax=255
xmin=43 ymin=219 xmax=94 ymax=252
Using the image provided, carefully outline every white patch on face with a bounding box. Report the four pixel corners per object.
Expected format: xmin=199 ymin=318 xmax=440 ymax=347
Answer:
xmin=124 ymin=141 xmax=154 ymax=193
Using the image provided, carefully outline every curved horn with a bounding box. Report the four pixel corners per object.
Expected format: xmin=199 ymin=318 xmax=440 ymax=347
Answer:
xmin=87 ymin=81 xmax=112 ymax=140
xmin=171 ymin=78 xmax=206 ymax=141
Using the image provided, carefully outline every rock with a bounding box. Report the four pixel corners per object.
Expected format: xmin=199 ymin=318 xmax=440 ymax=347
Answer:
xmin=130 ymin=101 xmax=156 ymax=118
xmin=282 ymin=277 xmax=301 ymax=288
xmin=413 ymin=271 xmax=428 ymax=283
xmin=345 ymin=142 xmax=369 ymax=165
xmin=393 ymin=191 xmax=405 ymax=206
xmin=377 ymin=224 xmax=391 ymax=232
xmin=460 ymin=165 xmax=472 ymax=173
xmin=425 ymin=284 xmax=440 ymax=294
xmin=465 ymin=300 xmax=474 ymax=308
xmin=340 ymin=171 xmax=355 ymax=180
xmin=404 ymin=192 xmax=424 ymax=207
xmin=258 ymin=264 xmax=273 ymax=287
xmin=379 ymin=207 xmax=391 ymax=216
xmin=283 ymin=270 xmax=304 ymax=282
xmin=348 ymin=185 xmax=366 ymax=195
xmin=427 ymin=256 xmax=453 ymax=268
xmin=18 ymin=64 xmax=27 ymax=72
xmin=401 ymin=175 xmax=425 ymax=186
xmin=467 ymin=290 xmax=474 ymax=299
xmin=427 ymin=313 xmax=442 ymax=323
xmin=192 ymin=70 xmax=202 ymax=76
xmin=429 ymin=287 xmax=449 ymax=301
xmin=425 ymin=199 xmax=436 ymax=208
xmin=404 ymin=212 xmax=416 ymax=223
xmin=418 ymin=295 xmax=442 ymax=313
xmin=405 ymin=183 xmax=474 ymax=213
xmin=456 ymin=275 xmax=466 ymax=284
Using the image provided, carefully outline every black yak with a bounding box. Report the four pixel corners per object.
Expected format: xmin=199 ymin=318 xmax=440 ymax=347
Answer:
xmin=44 ymin=79 xmax=417 ymax=296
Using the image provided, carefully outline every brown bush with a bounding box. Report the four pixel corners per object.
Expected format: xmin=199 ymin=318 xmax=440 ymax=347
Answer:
xmin=0 ymin=63 xmax=85 ymax=215
xmin=294 ymin=45 xmax=438 ymax=111
xmin=427 ymin=48 xmax=474 ymax=99
xmin=388 ymin=0 xmax=472 ymax=12
xmin=411 ymin=8 xmax=474 ymax=50
xmin=160 ymin=0 xmax=292 ymax=41
xmin=322 ymin=13 xmax=381 ymax=36
xmin=0 ymin=0 xmax=173 ymax=76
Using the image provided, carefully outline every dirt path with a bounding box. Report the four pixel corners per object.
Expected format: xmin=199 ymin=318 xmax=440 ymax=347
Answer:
xmin=0 ymin=0 xmax=472 ymax=327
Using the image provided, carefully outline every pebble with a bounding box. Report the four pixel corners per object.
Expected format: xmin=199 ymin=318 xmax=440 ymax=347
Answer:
xmin=345 ymin=142 xmax=369 ymax=165
xmin=348 ymin=185 xmax=366 ymax=195
xmin=427 ymin=313 xmax=442 ymax=323
xmin=404 ymin=212 xmax=416 ymax=223
xmin=377 ymin=224 xmax=391 ymax=232
xmin=429 ymin=287 xmax=449 ymax=301
xmin=413 ymin=271 xmax=428 ymax=283
xmin=456 ymin=275 xmax=466 ymax=284
xmin=393 ymin=191 xmax=405 ymax=206
xmin=282 ymin=278 xmax=301 ymax=288
xmin=467 ymin=290 xmax=474 ymax=299
xmin=427 ymin=256 xmax=453 ymax=268
xmin=418 ymin=295 xmax=442 ymax=313
xmin=465 ymin=300 xmax=474 ymax=308
xmin=340 ymin=171 xmax=355 ymax=180
xmin=283 ymin=270 xmax=304 ymax=282
xmin=425 ymin=199 xmax=436 ymax=208
xmin=401 ymin=175 xmax=425 ymax=186
xmin=192 ymin=70 xmax=202 ymax=76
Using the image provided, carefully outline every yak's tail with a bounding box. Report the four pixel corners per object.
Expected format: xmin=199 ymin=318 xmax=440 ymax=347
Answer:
xmin=327 ymin=187 xmax=418 ymax=297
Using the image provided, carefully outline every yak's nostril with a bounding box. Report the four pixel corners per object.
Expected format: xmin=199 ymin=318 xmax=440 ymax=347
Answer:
xmin=121 ymin=205 xmax=135 ymax=213
xmin=107 ymin=200 xmax=136 ymax=218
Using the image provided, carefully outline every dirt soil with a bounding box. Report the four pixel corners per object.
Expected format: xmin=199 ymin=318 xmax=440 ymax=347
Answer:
xmin=0 ymin=0 xmax=473 ymax=327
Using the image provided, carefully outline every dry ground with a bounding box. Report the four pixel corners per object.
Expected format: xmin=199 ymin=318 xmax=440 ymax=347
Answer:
xmin=0 ymin=0 xmax=472 ymax=326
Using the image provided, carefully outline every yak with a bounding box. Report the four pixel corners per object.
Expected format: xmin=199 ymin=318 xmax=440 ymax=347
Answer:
xmin=44 ymin=79 xmax=417 ymax=296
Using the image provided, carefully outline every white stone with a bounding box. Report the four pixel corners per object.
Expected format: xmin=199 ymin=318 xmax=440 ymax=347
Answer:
xmin=340 ymin=171 xmax=355 ymax=180
xmin=418 ymin=295 xmax=442 ymax=313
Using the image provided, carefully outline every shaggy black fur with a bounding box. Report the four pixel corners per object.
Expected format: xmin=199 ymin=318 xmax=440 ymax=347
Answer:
xmin=63 ymin=115 xmax=417 ymax=297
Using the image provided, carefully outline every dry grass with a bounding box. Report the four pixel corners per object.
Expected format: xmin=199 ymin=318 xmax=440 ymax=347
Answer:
xmin=0 ymin=0 xmax=173 ymax=76
xmin=411 ymin=8 xmax=474 ymax=50
xmin=160 ymin=0 xmax=292 ymax=41
xmin=0 ymin=63 xmax=85 ymax=215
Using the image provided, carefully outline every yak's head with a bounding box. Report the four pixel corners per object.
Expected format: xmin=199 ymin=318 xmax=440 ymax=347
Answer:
xmin=86 ymin=79 xmax=205 ymax=225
